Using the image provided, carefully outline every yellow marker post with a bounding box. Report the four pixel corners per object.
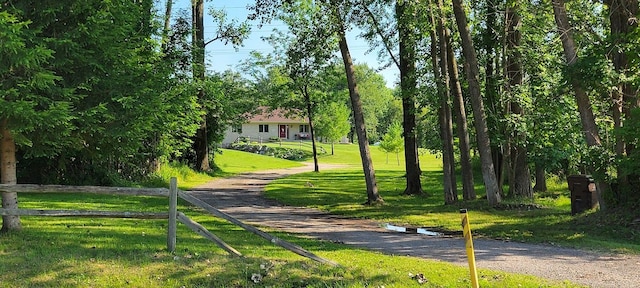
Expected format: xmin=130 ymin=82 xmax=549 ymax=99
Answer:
xmin=460 ymin=209 xmax=479 ymax=288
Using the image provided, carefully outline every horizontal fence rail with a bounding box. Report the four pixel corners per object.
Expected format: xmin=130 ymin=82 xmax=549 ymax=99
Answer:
xmin=0 ymin=184 xmax=169 ymax=197
xmin=0 ymin=179 xmax=337 ymax=265
xmin=0 ymin=209 xmax=168 ymax=219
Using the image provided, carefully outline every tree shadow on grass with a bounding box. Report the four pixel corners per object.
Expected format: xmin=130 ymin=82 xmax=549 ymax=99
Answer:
xmin=0 ymin=203 xmax=396 ymax=287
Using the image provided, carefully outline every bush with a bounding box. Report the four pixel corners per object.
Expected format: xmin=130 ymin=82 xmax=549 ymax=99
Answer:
xmin=227 ymin=143 xmax=313 ymax=161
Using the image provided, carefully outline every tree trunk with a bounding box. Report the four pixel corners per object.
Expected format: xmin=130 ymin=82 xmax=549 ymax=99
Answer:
xmin=431 ymin=0 xmax=457 ymax=204
xmin=484 ymin=0 xmax=504 ymax=192
xmin=505 ymin=3 xmax=532 ymax=198
xmin=1 ymin=119 xmax=21 ymax=232
xmin=337 ymin=26 xmax=383 ymax=205
xmin=303 ymin=86 xmax=320 ymax=172
xmin=396 ymin=1 xmax=424 ymax=196
xmin=444 ymin=23 xmax=476 ymax=200
xmin=451 ymin=0 xmax=501 ymax=205
xmin=533 ymin=163 xmax=547 ymax=192
xmin=161 ymin=0 xmax=173 ymax=52
xmin=552 ymin=0 xmax=606 ymax=209
xmin=606 ymin=0 xmax=638 ymax=192
xmin=192 ymin=0 xmax=210 ymax=171
xmin=551 ymin=0 xmax=602 ymax=148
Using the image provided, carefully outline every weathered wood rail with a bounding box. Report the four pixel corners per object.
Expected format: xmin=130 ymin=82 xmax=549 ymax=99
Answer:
xmin=0 ymin=178 xmax=337 ymax=266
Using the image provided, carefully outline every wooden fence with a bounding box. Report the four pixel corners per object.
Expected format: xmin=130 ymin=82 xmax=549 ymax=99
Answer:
xmin=0 ymin=178 xmax=337 ymax=266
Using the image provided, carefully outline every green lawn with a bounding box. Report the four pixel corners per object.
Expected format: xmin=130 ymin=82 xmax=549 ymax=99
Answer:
xmin=141 ymin=148 xmax=304 ymax=189
xmin=261 ymin=141 xmax=640 ymax=254
xmin=0 ymin=144 xmax=593 ymax=287
xmin=2 ymin=192 xmax=582 ymax=287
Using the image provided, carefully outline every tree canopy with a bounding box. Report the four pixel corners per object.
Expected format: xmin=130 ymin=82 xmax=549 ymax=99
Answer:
xmin=2 ymin=0 xmax=640 ymax=233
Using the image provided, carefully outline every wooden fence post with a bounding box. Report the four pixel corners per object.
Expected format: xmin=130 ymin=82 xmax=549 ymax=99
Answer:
xmin=167 ymin=177 xmax=177 ymax=252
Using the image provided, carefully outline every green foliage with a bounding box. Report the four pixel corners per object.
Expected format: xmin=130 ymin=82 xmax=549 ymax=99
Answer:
xmin=314 ymin=102 xmax=351 ymax=144
xmin=614 ymin=107 xmax=640 ymax=205
xmin=377 ymin=97 xmax=404 ymax=136
xmin=0 ymin=10 xmax=74 ymax=157
xmin=227 ymin=143 xmax=315 ymax=161
xmin=343 ymin=64 xmax=396 ymax=142
xmin=4 ymin=0 xmax=209 ymax=185
xmin=141 ymin=161 xmax=214 ymax=190
xmin=143 ymin=148 xmax=305 ymax=190
xmin=378 ymin=121 xmax=404 ymax=164
xmin=189 ymin=71 xmax=260 ymax=162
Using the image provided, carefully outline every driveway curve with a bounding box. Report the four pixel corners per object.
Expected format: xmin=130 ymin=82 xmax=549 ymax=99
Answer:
xmin=189 ymin=163 xmax=640 ymax=288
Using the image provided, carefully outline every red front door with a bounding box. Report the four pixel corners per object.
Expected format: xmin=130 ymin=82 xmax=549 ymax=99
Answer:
xmin=279 ymin=125 xmax=287 ymax=138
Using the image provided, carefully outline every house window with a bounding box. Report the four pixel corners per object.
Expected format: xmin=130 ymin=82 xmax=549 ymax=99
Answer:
xmin=299 ymin=125 xmax=309 ymax=133
xmin=231 ymin=124 xmax=242 ymax=133
xmin=259 ymin=124 xmax=269 ymax=133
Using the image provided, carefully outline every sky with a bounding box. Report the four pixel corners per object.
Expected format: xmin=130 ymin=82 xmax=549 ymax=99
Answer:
xmin=168 ymin=0 xmax=398 ymax=88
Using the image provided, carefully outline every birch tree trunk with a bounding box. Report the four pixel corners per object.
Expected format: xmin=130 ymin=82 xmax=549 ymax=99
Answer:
xmin=1 ymin=119 xmax=21 ymax=232
xmin=451 ymin=0 xmax=502 ymax=205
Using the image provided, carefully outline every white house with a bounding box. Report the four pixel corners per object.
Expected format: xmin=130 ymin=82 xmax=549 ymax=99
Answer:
xmin=222 ymin=108 xmax=312 ymax=144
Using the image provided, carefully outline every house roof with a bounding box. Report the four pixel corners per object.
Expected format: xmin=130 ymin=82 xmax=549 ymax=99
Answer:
xmin=247 ymin=107 xmax=308 ymax=124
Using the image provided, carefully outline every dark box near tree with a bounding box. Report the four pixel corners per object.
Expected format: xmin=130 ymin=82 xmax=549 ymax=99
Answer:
xmin=567 ymin=175 xmax=598 ymax=215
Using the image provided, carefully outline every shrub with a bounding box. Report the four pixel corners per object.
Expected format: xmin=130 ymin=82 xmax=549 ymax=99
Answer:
xmin=227 ymin=143 xmax=313 ymax=161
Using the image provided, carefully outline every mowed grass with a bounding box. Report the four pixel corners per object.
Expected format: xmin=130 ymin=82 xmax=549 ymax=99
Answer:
xmin=1 ymin=143 xmax=587 ymax=287
xmin=1 ymin=193 xmax=580 ymax=287
xmin=0 ymin=194 xmax=578 ymax=287
xmin=213 ymin=148 xmax=305 ymax=173
xmin=264 ymin=142 xmax=640 ymax=254
xmin=141 ymin=148 xmax=304 ymax=189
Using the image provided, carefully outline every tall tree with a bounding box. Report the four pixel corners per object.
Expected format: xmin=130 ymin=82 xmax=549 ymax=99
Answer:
xmin=0 ymin=11 xmax=71 ymax=231
xmin=551 ymin=0 xmax=606 ymax=208
xmin=335 ymin=17 xmax=383 ymax=204
xmin=451 ymin=0 xmax=502 ymax=205
xmin=437 ymin=0 xmax=458 ymax=204
xmin=191 ymin=0 xmax=208 ymax=171
xmin=505 ymin=1 xmax=533 ymax=198
xmin=396 ymin=0 xmax=424 ymax=196
xmin=190 ymin=2 xmax=250 ymax=171
xmin=605 ymin=0 xmax=638 ymax=193
xmin=428 ymin=0 xmax=457 ymax=204
xmin=266 ymin=1 xmax=339 ymax=172
xmin=444 ymin=18 xmax=476 ymax=200
xmin=481 ymin=0 xmax=504 ymax=189
xmin=250 ymin=0 xmax=383 ymax=204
